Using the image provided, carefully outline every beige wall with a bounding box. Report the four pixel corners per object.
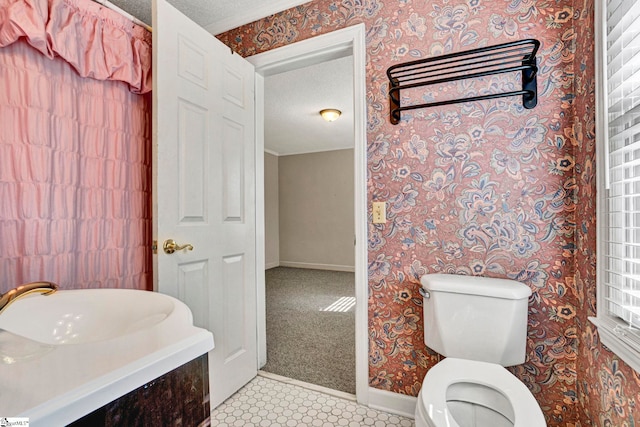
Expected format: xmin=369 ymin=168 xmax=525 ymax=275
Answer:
xmin=264 ymin=152 xmax=280 ymax=269
xmin=278 ymin=149 xmax=354 ymax=270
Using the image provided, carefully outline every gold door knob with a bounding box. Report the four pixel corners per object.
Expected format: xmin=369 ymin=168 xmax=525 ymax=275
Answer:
xmin=163 ymin=239 xmax=194 ymax=254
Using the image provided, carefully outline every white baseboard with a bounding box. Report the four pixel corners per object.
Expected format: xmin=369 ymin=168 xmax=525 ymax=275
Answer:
xmin=279 ymin=261 xmax=355 ymax=272
xmin=265 ymin=261 xmax=280 ymax=270
xmin=367 ymin=387 xmax=416 ymax=419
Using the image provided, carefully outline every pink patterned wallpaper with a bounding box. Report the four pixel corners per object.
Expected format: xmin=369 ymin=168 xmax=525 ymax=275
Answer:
xmin=217 ymin=0 xmax=640 ymax=425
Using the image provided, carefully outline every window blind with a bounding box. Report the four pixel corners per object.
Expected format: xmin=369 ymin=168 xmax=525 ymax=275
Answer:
xmin=602 ymin=0 xmax=640 ymax=347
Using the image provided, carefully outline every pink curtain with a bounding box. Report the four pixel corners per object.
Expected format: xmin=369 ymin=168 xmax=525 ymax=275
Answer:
xmin=0 ymin=0 xmax=152 ymax=292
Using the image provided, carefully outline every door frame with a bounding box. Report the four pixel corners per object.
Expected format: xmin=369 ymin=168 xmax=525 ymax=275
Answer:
xmin=247 ymin=23 xmax=368 ymax=405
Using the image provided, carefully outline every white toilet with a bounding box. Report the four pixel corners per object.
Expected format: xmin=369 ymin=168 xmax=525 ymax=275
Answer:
xmin=415 ymin=274 xmax=546 ymax=427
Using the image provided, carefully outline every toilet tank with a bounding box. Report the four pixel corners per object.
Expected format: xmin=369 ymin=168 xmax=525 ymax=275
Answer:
xmin=420 ymin=274 xmax=532 ymax=367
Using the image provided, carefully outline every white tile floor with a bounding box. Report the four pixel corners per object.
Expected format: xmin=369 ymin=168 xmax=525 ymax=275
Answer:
xmin=210 ymin=374 xmax=415 ymax=427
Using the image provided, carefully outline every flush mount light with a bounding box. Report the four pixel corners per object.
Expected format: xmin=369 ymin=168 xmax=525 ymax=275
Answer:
xmin=319 ymin=109 xmax=341 ymax=122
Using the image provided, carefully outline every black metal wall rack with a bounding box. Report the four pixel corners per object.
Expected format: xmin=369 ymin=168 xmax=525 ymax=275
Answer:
xmin=387 ymin=39 xmax=540 ymax=124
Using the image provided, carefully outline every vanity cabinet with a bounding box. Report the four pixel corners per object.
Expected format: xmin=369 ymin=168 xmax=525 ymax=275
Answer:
xmin=69 ymin=354 xmax=210 ymax=427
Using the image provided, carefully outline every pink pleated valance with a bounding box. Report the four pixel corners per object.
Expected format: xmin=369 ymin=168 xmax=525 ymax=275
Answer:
xmin=0 ymin=0 xmax=151 ymax=93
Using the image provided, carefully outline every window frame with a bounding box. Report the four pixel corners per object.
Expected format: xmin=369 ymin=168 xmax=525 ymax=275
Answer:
xmin=590 ymin=0 xmax=640 ymax=373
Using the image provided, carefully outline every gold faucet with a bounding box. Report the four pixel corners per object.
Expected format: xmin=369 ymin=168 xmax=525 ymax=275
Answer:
xmin=0 ymin=281 xmax=58 ymax=314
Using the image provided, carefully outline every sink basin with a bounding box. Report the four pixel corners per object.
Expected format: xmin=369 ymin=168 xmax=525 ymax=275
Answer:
xmin=0 ymin=289 xmax=178 ymax=345
xmin=0 ymin=288 xmax=214 ymax=426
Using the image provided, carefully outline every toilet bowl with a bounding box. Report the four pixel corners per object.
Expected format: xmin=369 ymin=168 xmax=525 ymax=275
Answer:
xmin=415 ymin=358 xmax=546 ymax=427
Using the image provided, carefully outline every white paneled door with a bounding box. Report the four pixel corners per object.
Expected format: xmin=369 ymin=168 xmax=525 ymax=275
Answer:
xmin=152 ymin=0 xmax=257 ymax=409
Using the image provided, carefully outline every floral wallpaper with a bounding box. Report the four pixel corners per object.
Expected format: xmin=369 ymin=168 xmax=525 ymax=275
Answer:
xmin=217 ymin=0 xmax=640 ymax=425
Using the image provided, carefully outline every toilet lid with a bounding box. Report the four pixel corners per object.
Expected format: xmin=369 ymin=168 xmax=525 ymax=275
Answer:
xmin=420 ymin=358 xmax=546 ymax=427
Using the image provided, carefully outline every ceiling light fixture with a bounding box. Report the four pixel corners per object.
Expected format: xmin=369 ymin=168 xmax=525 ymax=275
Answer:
xmin=319 ymin=109 xmax=341 ymax=122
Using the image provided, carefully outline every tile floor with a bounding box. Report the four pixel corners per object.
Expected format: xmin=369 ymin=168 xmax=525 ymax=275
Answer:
xmin=210 ymin=374 xmax=415 ymax=427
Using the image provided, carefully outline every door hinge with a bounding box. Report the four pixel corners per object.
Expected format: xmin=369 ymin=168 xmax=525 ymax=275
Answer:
xmin=152 ymin=240 xmax=158 ymax=255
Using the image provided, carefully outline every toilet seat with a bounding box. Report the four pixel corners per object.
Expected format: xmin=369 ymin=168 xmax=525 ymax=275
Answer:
xmin=417 ymin=358 xmax=546 ymax=427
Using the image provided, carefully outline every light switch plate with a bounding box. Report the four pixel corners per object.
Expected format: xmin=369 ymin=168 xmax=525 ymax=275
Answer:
xmin=372 ymin=202 xmax=386 ymax=224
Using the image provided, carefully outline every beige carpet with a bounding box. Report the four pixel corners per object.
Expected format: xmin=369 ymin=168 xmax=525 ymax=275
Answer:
xmin=262 ymin=267 xmax=356 ymax=394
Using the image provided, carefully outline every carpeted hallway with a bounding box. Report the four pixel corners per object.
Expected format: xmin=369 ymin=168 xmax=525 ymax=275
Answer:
xmin=262 ymin=267 xmax=356 ymax=394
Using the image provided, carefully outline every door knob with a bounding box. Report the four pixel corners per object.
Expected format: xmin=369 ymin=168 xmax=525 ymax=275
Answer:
xmin=163 ymin=239 xmax=194 ymax=254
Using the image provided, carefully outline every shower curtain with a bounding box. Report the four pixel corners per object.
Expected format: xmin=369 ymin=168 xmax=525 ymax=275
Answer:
xmin=0 ymin=0 xmax=152 ymax=292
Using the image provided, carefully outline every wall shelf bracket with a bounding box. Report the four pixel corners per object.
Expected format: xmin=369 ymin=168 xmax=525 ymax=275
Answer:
xmin=387 ymin=39 xmax=540 ymax=124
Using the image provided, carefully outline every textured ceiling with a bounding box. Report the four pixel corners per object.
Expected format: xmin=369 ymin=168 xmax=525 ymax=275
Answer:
xmin=109 ymin=0 xmax=309 ymax=34
xmin=264 ymin=56 xmax=354 ymax=156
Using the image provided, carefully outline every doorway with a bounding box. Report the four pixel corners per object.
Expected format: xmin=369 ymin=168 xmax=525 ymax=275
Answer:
xmin=248 ymin=24 xmax=368 ymax=405
xmin=264 ymin=148 xmax=355 ymax=393
xmin=261 ymin=57 xmax=356 ymax=389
